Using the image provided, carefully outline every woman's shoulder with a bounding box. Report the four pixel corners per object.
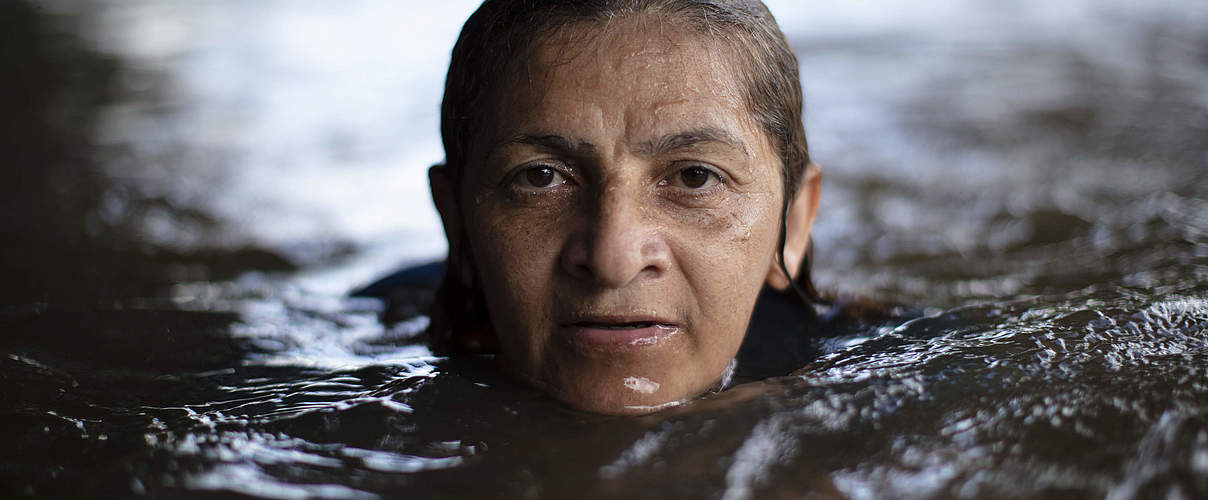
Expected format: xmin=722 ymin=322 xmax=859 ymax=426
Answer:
xmin=733 ymin=287 xmax=920 ymax=383
xmin=350 ymin=260 xmax=445 ymax=324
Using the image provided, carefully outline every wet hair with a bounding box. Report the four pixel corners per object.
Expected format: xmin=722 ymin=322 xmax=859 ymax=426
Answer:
xmin=430 ymin=0 xmax=822 ymax=353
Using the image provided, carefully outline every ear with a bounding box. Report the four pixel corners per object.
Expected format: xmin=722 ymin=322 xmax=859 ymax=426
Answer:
xmin=766 ymin=163 xmax=822 ymax=291
xmin=429 ymin=163 xmax=461 ymax=250
xmin=431 ymin=163 xmax=479 ymax=290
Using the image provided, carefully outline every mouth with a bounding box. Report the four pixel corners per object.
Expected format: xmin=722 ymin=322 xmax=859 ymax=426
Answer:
xmin=571 ymin=320 xmax=668 ymax=330
xmin=557 ymin=316 xmax=680 ymax=355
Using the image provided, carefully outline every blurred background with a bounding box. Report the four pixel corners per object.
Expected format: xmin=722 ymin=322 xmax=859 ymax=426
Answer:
xmin=2 ymin=0 xmax=477 ymax=303
xmin=2 ymin=0 xmax=1204 ymax=305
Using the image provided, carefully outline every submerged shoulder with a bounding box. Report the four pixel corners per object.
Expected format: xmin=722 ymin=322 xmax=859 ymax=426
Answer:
xmin=734 ymin=287 xmax=917 ymax=383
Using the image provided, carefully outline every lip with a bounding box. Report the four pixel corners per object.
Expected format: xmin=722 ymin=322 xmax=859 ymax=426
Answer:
xmin=556 ymin=315 xmax=680 ymax=355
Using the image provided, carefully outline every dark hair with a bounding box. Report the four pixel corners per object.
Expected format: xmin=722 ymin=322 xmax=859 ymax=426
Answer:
xmin=430 ymin=0 xmax=821 ymax=353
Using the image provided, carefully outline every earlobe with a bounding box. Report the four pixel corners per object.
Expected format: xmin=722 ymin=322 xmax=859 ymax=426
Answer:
xmin=766 ymin=163 xmax=822 ymax=291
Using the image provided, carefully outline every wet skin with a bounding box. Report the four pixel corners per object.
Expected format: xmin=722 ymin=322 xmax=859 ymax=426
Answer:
xmin=440 ymin=19 xmax=811 ymax=414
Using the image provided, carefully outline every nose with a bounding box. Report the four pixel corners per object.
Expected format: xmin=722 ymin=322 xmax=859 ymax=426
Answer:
xmin=561 ymin=185 xmax=670 ymax=288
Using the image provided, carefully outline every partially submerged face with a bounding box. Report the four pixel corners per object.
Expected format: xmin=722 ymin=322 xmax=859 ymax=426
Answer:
xmin=441 ymin=18 xmax=801 ymax=414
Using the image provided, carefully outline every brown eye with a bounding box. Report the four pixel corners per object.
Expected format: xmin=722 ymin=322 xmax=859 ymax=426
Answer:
xmin=667 ymin=165 xmax=722 ymax=190
xmin=512 ymin=164 xmax=568 ymax=189
xmin=526 ymin=167 xmax=555 ymax=187
xmin=680 ymin=167 xmax=712 ymax=188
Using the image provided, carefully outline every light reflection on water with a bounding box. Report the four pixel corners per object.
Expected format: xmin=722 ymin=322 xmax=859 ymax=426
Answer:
xmin=1 ymin=0 xmax=1206 ymax=499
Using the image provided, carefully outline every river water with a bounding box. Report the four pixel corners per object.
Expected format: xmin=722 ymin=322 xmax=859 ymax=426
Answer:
xmin=2 ymin=1 xmax=1206 ymax=498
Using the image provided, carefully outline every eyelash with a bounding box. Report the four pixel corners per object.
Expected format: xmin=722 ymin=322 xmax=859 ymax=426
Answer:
xmin=505 ymin=162 xmax=574 ymax=192
xmin=501 ymin=162 xmax=727 ymax=200
xmin=659 ymin=164 xmax=726 ymax=191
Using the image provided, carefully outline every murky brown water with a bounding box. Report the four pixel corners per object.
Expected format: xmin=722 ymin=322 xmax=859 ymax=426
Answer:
xmin=2 ymin=1 xmax=1206 ymax=498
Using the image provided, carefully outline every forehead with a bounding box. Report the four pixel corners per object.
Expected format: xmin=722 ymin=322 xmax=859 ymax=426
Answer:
xmin=477 ymin=17 xmax=760 ymax=150
xmin=527 ymin=18 xmax=743 ymax=95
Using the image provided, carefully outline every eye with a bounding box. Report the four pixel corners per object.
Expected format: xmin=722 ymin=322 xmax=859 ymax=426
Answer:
xmin=511 ymin=164 xmax=569 ymax=189
xmin=664 ymin=165 xmax=724 ymax=190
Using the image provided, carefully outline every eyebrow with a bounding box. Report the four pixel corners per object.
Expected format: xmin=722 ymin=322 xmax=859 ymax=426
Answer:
xmin=490 ymin=127 xmax=749 ymax=159
xmin=492 ymin=134 xmax=598 ymax=158
xmin=637 ymin=127 xmax=750 ymax=158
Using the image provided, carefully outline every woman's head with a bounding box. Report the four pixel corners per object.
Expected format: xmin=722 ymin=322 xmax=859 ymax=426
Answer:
xmin=430 ymin=0 xmax=820 ymax=414
xmin=441 ymin=0 xmax=810 ymax=205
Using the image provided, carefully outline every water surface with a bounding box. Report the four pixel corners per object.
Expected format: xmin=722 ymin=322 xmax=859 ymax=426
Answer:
xmin=2 ymin=1 xmax=1206 ymax=498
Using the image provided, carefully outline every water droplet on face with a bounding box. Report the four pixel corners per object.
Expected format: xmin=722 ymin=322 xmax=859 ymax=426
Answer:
xmin=726 ymin=211 xmax=752 ymax=241
xmin=623 ymin=376 xmax=660 ymax=394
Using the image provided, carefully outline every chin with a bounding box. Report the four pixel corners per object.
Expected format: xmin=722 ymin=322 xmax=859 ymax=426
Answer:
xmin=538 ymin=365 xmax=720 ymax=416
xmin=494 ymin=321 xmax=740 ymax=415
xmin=553 ymin=389 xmax=689 ymax=416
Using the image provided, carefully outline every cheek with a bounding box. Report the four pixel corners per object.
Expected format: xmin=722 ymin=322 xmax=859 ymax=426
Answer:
xmin=464 ymin=197 xmax=567 ymax=306
xmin=669 ymin=190 xmax=782 ymax=318
xmin=461 ymin=198 xmax=570 ymax=369
xmin=675 ymin=190 xmax=780 ymax=260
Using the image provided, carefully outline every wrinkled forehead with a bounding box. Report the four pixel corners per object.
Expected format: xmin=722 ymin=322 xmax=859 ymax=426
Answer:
xmin=470 ymin=16 xmax=756 ymax=156
xmin=534 ymin=17 xmax=738 ymax=82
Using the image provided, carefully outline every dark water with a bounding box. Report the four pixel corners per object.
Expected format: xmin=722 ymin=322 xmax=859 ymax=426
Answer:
xmin=3 ymin=1 xmax=1206 ymax=498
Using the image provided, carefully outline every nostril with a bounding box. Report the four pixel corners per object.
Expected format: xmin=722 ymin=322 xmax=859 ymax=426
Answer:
xmin=560 ymin=197 xmax=670 ymax=287
xmin=559 ymin=233 xmax=595 ymax=280
xmin=636 ymin=263 xmax=662 ymax=281
xmin=576 ymin=262 xmax=594 ymax=279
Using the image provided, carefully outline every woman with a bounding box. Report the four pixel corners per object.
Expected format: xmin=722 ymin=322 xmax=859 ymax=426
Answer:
xmin=407 ymin=0 xmax=821 ymax=415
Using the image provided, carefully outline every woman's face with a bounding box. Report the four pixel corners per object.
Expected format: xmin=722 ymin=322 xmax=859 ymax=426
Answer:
xmin=453 ymin=21 xmax=787 ymax=414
